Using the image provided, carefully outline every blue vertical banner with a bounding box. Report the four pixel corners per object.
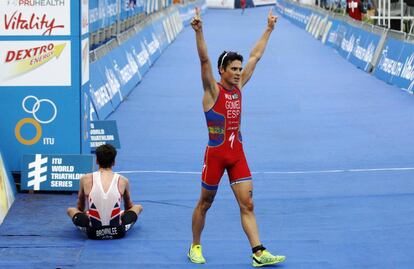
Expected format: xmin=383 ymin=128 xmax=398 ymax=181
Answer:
xmin=0 ymin=1 xmax=90 ymax=171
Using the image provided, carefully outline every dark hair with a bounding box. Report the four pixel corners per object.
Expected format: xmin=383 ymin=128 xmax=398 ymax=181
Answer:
xmin=95 ymin=144 xmax=117 ymax=168
xmin=217 ymin=51 xmax=243 ymax=75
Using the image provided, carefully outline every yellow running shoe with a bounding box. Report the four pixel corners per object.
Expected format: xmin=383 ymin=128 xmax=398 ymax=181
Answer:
xmin=188 ymin=244 xmax=206 ymax=264
xmin=252 ymin=250 xmax=285 ymax=267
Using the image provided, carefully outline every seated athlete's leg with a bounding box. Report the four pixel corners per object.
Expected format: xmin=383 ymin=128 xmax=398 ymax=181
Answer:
xmin=67 ymin=207 xmax=81 ymax=219
xmin=68 ymin=208 xmax=90 ymax=235
xmin=121 ymin=205 xmax=143 ymax=232
xmin=123 ymin=204 xmax=143 ymax=221
xmin=67 ymin=207 xmax=89 ymax=227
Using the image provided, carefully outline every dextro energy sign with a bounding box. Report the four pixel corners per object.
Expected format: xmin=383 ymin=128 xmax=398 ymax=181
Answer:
xmin=0 ymin=0 xmax=71 ymax=36
xmin=0 ymin=40 xmax=71 ymax=86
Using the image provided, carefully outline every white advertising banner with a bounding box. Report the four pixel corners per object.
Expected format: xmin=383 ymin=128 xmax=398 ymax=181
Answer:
xmin=0 ymin=153 xmax=15 ymax=225
xmin=252 ymin=0 xmax=276 ymax=5
xmin=206 ymin=0 xmax=235 ymax=9
xmin=0 ymin=40 xmax=72 ymax=86
xmin=0 ymin=0 xmax=71 ymax=36
xmin=82 ymin=38 xmax=89 ymax=85
xmin=81 ymin=0 xmax=89 ymax=35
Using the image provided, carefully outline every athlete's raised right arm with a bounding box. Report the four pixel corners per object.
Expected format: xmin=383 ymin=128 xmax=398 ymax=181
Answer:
xmin=191 ymin=8 xmax=217 ymax=96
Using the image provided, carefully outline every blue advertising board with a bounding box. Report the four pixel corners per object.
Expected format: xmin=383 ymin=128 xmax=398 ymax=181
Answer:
xmin=373 ymin=38 xmax=406 ymax=85
xmin=90 ymin=61 xmax=116 ymax=119
xmin=388 ymin=42 xmax=414 ymax=92
xmin=347 ymin=27 xmax=381 ymax=72
xmin=325 ymin=20 xmax=348 ymax=50
xmin=337 ymin=24 xmax=361 ymax=60
xmin=21 ymin=154 xmax=94 ymax=191
xmin=140 ymin=27 xmax=162 ymax=64
xmin=124 ymin=32 xmax=152 ymax=77
xmin=109 ymin=45 xmax=142 ymax=97
xmin=94 ymin=53 xmax=124 ymax=109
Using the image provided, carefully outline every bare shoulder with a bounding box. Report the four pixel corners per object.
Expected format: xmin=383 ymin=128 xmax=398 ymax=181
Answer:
xmin=118 ymin=175 xmax=129 ymax=185
xmin=80 ymin=173 xmax=93 ymax=185
xmin=118 ymin=174 xmax=130 ymax=194
xmin=80 ymin=173 xmax=93 ymax=194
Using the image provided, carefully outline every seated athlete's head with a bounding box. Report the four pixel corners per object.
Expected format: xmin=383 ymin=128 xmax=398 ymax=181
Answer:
xmin=95 ymin=144 xmax=117 ymax=168
xmin=217 ymin=51 xmax=243 ymax=86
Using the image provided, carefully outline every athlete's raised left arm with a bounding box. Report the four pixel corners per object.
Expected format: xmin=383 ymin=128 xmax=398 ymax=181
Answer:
xmin=240 ymin=8 xmax=277 ymax=88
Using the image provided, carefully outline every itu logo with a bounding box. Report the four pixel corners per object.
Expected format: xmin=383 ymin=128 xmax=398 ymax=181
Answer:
xmin=14 ymin=95 xmax=57 ymax=145
xmin=27 ymin=154 xmax=48 ymax=191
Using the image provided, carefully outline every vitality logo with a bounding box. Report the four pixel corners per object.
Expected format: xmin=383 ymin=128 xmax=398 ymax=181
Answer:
xmin=27 ymin=154 xmax=48 ymax=190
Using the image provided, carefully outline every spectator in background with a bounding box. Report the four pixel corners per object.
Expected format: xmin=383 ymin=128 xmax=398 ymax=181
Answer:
xmin=241 ymin=0 xmax=246 ymax=14
xmin=346 ymin=0 xmax=366 ymax=20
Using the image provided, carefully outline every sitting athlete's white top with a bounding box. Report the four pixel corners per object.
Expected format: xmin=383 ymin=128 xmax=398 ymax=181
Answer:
xmin=86 ymin=171 xmax=122 ymax=227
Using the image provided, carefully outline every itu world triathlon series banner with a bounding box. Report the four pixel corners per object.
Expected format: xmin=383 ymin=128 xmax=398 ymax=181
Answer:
xmin=21 ymin=154 xmax=94 ymax=191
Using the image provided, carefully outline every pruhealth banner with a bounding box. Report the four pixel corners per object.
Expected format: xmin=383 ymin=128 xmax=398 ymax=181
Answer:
xmin=0 ymin=0 xmax=71 ymax=36
xmin=21 ymin=154 xmax=94 ymax=191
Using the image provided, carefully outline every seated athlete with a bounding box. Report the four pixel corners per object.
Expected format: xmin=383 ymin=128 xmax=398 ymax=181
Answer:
xmin=67 ymin=144 xmax=143 ymax=239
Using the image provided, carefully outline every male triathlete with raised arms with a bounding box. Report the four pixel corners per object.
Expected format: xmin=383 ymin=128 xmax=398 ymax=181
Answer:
xmin=188 ymin=8 xmax=286 ymax=267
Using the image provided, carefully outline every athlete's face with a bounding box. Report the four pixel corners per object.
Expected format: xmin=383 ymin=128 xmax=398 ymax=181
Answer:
xmin=220 ymin=60 xmax=242 ymax=86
